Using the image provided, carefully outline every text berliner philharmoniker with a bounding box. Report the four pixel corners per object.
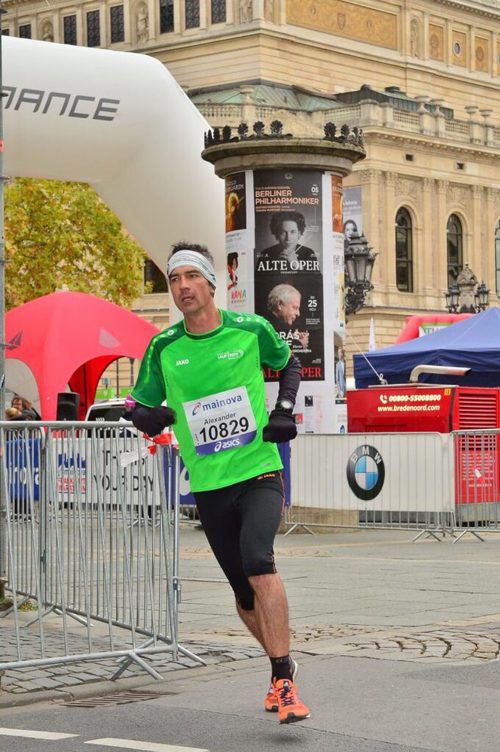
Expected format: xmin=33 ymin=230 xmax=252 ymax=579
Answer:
xmin=255 ymin=188 xmax=319 ymax=206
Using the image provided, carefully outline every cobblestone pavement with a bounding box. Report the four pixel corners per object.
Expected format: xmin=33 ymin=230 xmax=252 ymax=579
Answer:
xmin=3 ymin=529 xmax=500 ymax=701
xmin=342 ymin=624 xmax=500 ymax=662
xmin=170 ymin=617 xmax=500 ymax=665
xmin=4 ymin=616 xmax=500 ymax=697
xmin=0 ymin=625 xmax=266 ymax=695
xmin=291 ymin=618 xmax=500 ymax=662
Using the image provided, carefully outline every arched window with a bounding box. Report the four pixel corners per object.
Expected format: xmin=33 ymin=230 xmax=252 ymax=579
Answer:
xmin=495 ymin=221 xmax=500 ymax=294
xmin=447 ymin=214 xmax=463 ymax=287
xmin=395 ymin=207 xmax=413 ymax=292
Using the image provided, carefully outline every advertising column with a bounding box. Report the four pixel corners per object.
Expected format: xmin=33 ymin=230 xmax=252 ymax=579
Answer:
xmin=204 ymin=127 xmax=366 ymax=435
xmin=225 ymin=167 xmax=346 ymax=433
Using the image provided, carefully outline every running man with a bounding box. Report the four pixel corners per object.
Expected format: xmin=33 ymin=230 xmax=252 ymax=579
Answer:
xmin=129 ymin=242 xmax=310 ymax=724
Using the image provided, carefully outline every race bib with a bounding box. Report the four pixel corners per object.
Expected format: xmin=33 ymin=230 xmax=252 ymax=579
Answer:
xmin=183 ymin=386 xmax=257 ymax=456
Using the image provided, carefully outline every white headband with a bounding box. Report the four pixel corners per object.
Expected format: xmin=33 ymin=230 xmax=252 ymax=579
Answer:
xmin=166 ymin=250 xmax=217 ymax=288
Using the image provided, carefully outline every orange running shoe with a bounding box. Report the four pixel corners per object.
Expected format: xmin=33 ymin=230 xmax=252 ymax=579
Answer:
xmin=264 ymin=659 xmax=298 ymax=713
xmin=273 ymin=678 xmax=310 ymax=724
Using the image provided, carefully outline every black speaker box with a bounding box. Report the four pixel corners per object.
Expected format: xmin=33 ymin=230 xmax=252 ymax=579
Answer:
xmin=56 ymin=392 xmax=80 ymax=421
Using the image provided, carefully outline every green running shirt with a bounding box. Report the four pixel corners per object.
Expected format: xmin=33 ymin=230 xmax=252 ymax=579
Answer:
xmin=131 ymin=309 xmax=291 ymax=492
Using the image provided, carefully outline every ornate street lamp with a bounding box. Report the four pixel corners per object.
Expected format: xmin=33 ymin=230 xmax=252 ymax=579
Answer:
xmin=344 ymin=231 xmax=377 ymax=316
xmin=444 ymin=264 xmax=489 ymax=313
xmin=474 ymin=280 xmax=490 ymax=311
xmin=444 ymin=284 xmax=459 ymax=313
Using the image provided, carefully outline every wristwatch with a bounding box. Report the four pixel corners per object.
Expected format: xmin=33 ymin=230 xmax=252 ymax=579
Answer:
xmin=275 ymin=399 xmax=294 ymax=413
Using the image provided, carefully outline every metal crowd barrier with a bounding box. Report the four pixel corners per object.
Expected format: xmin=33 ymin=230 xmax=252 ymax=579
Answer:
xmin=5 ymin=423 xmax=498 ymax=683
xmin=285 ymin=433 xmax=456 ymax=538
xmin=0 ymin=421 xmax=202 ymax=680
xmin=453 ymin=429 xmax=500 ymax=542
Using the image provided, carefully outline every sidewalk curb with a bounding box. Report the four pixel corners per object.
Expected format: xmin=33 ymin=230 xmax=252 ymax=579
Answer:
xmin=0 ymin=655 xmax=272 ymax=710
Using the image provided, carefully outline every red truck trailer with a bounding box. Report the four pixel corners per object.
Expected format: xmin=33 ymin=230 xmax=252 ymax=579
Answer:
xmin=347 ymin=385 xmax=500 ymax=434
xmin=347 ymin=384 xmax=500 ymax=521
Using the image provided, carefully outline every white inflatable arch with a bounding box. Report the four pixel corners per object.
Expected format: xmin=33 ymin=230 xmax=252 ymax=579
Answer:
xmin=4 ymin=37 xmax=225 ymax=293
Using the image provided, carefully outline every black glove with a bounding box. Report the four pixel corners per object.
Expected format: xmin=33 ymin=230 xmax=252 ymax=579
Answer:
xmin=262 ymin=409 xmax=297 ymax=443
xmin=129 ymin=405 xmax=176 ymax=436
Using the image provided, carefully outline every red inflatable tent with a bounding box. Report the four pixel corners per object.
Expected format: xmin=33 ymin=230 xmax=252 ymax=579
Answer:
xmin=395 ymin=313 xmax=473 ymax=343
xmin=5 ymin=291 xmax=160 ymax=419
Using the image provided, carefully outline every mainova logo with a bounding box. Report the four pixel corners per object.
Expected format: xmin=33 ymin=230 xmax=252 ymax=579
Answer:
xmin=202 ymin=394 xmax=243 ymax=412
xmin=346 ymin=444 xmax=385 ymax=501
xmin=191 ymin=401 xmax=202 ymax=416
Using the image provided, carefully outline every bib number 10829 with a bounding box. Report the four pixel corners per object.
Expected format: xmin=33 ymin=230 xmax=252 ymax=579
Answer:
xmin=183 ymin=386 xmax=257 ymax=456
xmin=199 ymin=416 xmax=249 ymax=443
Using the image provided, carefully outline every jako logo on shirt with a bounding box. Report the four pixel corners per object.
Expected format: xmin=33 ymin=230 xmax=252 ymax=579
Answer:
xmin=176 ymin=359 xmax=190 ymax=366
xmin=217 ymin=350 xmax=244 ymax=361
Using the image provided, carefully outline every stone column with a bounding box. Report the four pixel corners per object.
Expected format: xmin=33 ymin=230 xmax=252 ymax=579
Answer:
xmin=485 ymin=187 xmax=496 ymax=290
xmin=252 ymin=0 xmax=264 ymax=21
xmin=480 ymin=108 xmax=494 ymax=146
xmin=465 ymin=105 xmax=482 ymax=144
xmin=436 ymin=180 xmax=449 ymax=290
xmin=197 ymin=0 xmax=206 ymax=27
xmin=416 ymin=96 xmax=433 ymax=135
xmin=384 ymin=171 xmax=397 ymax=290
xmin=431 ymin=99 xmax=446 ymax=138
xmin=358 ymin=169 xmax=378 ymax=246
xmin=172 ymin=0 xmax=182 ymax=32
xmin=146 ymin=0 xmax=155 ymax=39
xmin=421 ymin=178 xmax=434 ymax=293
xmin=76 ymin=3 xmax=85 ymax=44
xmin=472 ymin=184 xmax=483 ymax=276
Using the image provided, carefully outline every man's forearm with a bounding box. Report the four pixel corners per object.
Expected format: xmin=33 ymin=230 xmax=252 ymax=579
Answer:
xmin=277 ymin=354 xmax=301 ymax=405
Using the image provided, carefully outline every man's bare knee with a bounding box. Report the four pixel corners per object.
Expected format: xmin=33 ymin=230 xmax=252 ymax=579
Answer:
xmin=249 ymin=572 xmax=276 ymax=588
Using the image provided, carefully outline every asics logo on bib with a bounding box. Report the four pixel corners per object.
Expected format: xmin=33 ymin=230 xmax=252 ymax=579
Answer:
xmin=214 ymin=438 xmax=241 ymax=452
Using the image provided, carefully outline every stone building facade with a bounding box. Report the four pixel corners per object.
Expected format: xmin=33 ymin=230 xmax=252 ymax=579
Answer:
xmin=5 ymin=0 xmax=500 ymax=374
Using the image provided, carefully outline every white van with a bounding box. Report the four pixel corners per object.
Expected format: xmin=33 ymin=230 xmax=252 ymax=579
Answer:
xmin=85 ymin=399 xmax=128 ymax=422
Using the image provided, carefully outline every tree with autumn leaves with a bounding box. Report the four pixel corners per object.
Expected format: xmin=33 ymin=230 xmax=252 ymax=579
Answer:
xmin=5 ymin=178 xmax=146 ymax=310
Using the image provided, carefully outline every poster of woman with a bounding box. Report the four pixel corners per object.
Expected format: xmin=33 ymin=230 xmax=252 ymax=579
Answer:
xmin=225 ymin=173 xmax=246 ymax=233
xmin=227 ymin=251 xmax=239 ymax=290
xmin=342 ymin=186 xmax=363 ymax=250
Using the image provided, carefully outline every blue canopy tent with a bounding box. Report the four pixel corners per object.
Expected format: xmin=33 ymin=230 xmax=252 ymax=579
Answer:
xmin=354 ymin=307 xmax=500 ymax=388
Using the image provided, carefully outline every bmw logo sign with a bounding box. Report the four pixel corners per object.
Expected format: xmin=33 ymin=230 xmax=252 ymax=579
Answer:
xmin=346 ymin=444 xmax=385 ymax=501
